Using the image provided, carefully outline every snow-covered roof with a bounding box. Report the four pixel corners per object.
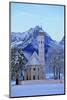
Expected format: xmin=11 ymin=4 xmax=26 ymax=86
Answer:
xmin=26 ymin=51 xmax=41 ymax=66
xmin=39 ymin=29 xmax=44 ymax=33
xmin=38 ymin=29 xmax=44 ymax=35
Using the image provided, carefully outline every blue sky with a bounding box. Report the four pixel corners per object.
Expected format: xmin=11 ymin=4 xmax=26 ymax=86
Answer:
xmin=11 ymin=3 xmax=64 ymax=41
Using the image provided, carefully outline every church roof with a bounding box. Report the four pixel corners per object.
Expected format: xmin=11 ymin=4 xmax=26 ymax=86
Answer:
xmin=26 ymin=51 xmax=41 ymax=66
xmin=38 ymin=29 xmax=44 ymax=35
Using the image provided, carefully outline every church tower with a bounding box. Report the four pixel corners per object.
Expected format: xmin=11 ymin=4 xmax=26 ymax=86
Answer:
xmin=37 ymin=29 xmax=45 ymax=79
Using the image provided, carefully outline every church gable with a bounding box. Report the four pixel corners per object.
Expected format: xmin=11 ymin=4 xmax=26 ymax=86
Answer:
xmin=26 ymin=51 xmax=41 ymax=66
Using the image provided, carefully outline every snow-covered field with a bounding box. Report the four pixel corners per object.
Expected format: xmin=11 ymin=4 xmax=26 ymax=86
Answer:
xmin=11 ymin=83 xmax=64 ymax=97
xmin=46 ymin=73 xmax=64 ymax=79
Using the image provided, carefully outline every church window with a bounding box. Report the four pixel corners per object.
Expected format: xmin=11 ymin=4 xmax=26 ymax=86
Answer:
xmin=38 ymin=75 xmax=39 ymax=80
xmin=33 ymin=75 xmax=35 ymax=80
xmin=23 ymin=76 xmax=24 ymax=80
xmin=26 ymin=75 xmax=28 ymax=80
xmin=33 ymin=68 xmax=35 ymax=71
xmin=41 ymin=41 xmax=42 ymax=44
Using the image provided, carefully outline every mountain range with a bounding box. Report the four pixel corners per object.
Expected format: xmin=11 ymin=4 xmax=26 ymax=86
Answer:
xmin=11 ymin=26 xmax=64 ymax=60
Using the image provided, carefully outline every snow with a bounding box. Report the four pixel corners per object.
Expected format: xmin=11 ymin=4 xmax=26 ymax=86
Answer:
xmin=11 ymin=83 xmax=64 ymax=97
xmin=26 ymin=51 xmax=41 ymax=66
xmin=11 ymin=81 xmax=16 ymax=85
xmin=11 ymin=41 xmax=22 ymax=48
xmin=46 ymin=73 xmax=64 ymax=79
xmin=23 ymin=51 xmax=31 ymax=60
xmin=46 ymin=73 xmax=54 ymax=79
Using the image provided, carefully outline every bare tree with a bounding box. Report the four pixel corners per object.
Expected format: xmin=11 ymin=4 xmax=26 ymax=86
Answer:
xmin=46 ymin=44 xmax=64 ymax=79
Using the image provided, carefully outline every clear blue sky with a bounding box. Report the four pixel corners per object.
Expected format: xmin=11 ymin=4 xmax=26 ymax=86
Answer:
xmin=11 ymin=3 xmax=64 ymax=41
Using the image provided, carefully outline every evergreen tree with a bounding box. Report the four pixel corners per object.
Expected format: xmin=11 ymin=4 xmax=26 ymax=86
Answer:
xmin=11 ymin=47 xmax=27 ymax=84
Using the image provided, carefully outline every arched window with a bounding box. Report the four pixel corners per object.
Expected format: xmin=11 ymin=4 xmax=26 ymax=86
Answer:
xmin=38 ymin=75 xmax=39 ymax=80
xmin=26 ymin=75 xmax=28 ymax=80
xmin=33 ymin=68 xmax=35 ymax=71
xmin=41 ymin=41 xmax=42 ymax=44
xmin=33 ymin=75 xmax=35 ymax=80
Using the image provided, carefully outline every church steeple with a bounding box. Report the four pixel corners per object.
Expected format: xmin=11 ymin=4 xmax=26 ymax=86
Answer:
xmin=37 ymin=28 xmax=45 ymax=79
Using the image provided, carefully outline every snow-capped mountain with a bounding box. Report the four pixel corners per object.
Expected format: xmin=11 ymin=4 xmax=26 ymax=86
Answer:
xmin=11 ymin=26 xmax=56 ymax=55
xmin=59 ymin=37 xmax=64 ymax=45
xmin=11 ymin=26 xmax=64 ymax=77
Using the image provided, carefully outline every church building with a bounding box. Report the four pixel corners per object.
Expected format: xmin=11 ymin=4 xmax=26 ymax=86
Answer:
xmin=23 ymin=29 xmax=45 ymax=80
